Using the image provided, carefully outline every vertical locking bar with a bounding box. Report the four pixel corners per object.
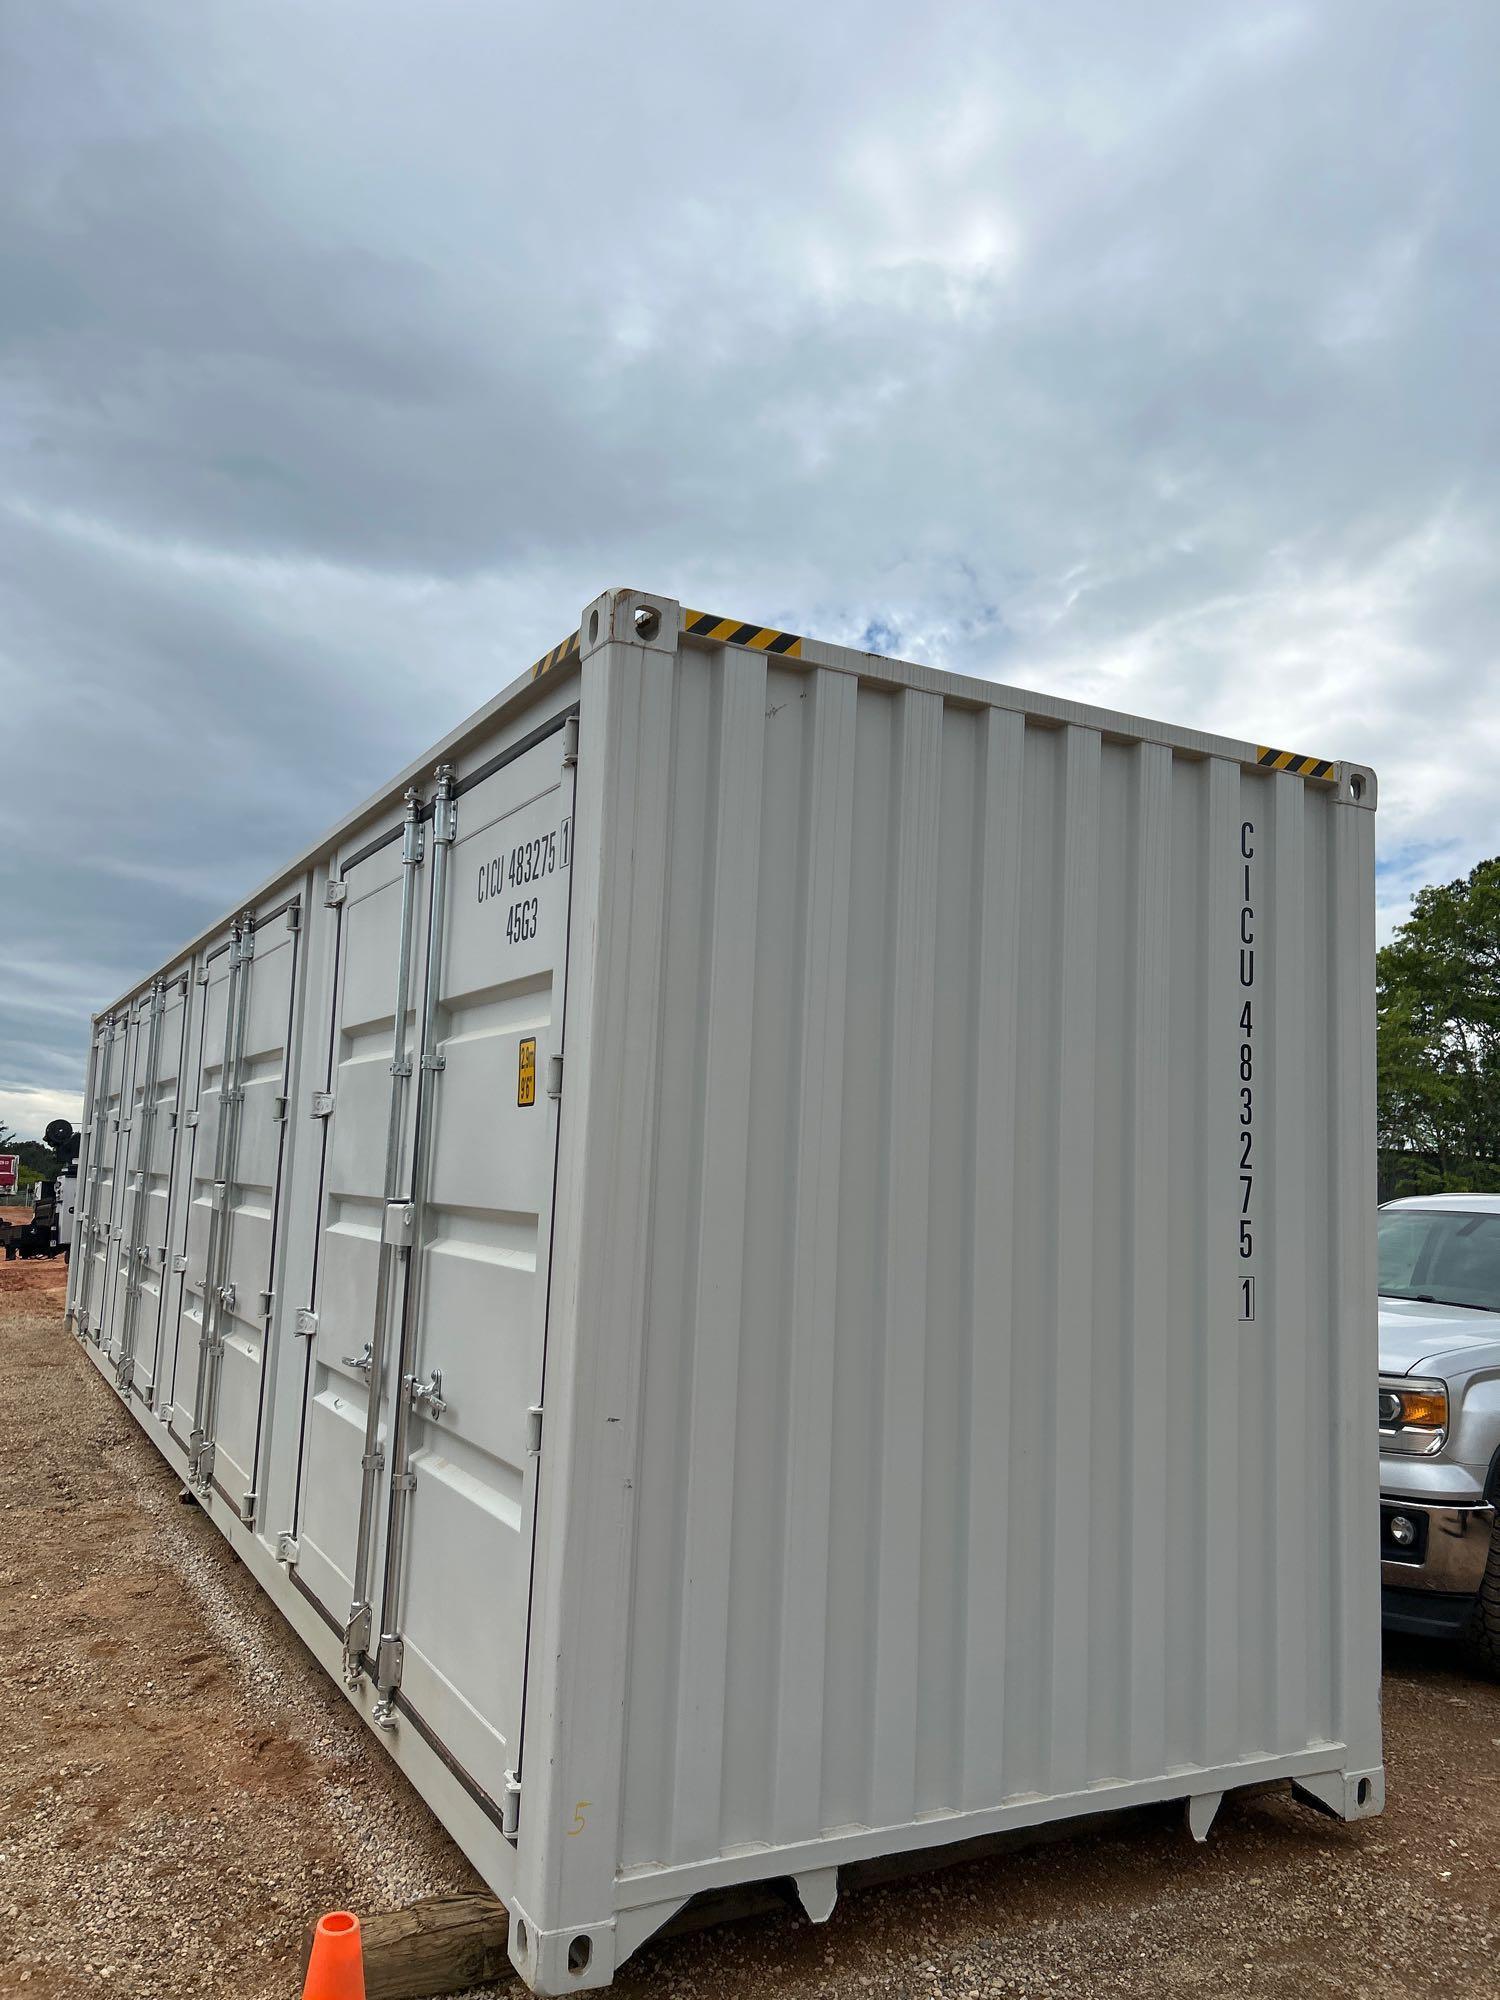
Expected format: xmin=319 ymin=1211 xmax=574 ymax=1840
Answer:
xmin=372 ymin=765 xmax=456 ymax=1714
xmin=115 ymin=980 xmax=166 ymax=1388
xmin=343 ymin=788 xmax=425 ymax=1682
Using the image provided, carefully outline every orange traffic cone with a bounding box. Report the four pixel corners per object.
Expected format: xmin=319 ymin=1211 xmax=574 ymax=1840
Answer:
xmin=302 ymin=1909 xmax=365 ymax=2000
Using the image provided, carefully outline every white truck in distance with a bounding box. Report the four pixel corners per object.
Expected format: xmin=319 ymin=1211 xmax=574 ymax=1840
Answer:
xmin=1379 ymin=1194 xmax=1500 ymax=1670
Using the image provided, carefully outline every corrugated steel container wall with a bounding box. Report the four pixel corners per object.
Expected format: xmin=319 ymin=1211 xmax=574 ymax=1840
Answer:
xmin=62 ymin=591 xmax=1382 ymax=1996
xmin=563 ymin=617 xmax=1382 ymax=1887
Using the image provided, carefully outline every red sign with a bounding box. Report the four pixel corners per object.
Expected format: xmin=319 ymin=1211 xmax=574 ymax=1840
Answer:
xmin=0 ymin=1155 xmax=16 ymax=1194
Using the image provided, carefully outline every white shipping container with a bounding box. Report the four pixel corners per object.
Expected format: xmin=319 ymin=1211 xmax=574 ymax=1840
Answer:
xmin=68 ymin=588 xmax=1384 ymax=1992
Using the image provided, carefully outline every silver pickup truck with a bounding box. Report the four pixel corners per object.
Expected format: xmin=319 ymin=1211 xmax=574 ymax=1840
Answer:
xmin=1379 ymin=1194 xmax=1500 ymax=1672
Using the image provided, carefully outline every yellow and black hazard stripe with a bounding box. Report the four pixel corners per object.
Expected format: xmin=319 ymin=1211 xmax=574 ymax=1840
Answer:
xmin=682 ymin=609 xmax=803 ymax=657
xmin=1255 ymin=746 xmax=1336 ymax=780
xmin=529 ymin=630 xmax=581 ymax=681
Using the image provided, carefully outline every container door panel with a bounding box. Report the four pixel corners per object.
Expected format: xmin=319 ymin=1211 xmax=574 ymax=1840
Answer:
xmin=376 ymin=733 xmax=575 ymax=1797
xmin=210 ymin=914 xmax=300 ymax=1517
xmin=295 ymin=837 xmax=427 ymax=1630
xmin=167 ymin=949 xmax=236 ymax=1449
xmin=74 ymin=1022 xmax=116 ymax=1340
xmin=96 ymin=1012 xmax=140 ymax=1355
xmin=104 ymin=1009 xmax=144 ymax=1362
xmin=107 ymin=980 xmax=185 ymax=1396
xmin=134 ymin=980 xmax=190 ymax=1400
xmin=103 ymin=1008 xmax=144 ymax=1360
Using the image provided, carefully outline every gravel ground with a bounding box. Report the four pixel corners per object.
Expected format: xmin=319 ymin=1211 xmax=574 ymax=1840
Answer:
xmin=3 ymin=1257 xmax=1499 ymax=1998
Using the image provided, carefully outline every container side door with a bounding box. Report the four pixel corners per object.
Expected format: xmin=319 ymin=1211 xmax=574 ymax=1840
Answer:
xmin=207 ymin=906 xmax=302 ymax=1519
xmin=95 ymin=1009 xmax=141 ymax=1353
xmin=370 ymin=728 xmax=577 ymax=1807
xmin=107 ymin=979 xmax=181 ymax=1396
xmin=166 ymin=946 xmax=236 ymax=1452
xmin=105 ymin=999 xmax=153 ymax=1365
xmin=135 ymin=977 xmax=192 ymax=1402
xmin=291 ymin=831 xmax=428 ymax=1640
xmin=65 ymin=1029 xmax=104 ymax=1321
xmin=73 ymin=1018 xmax=120 ymax=1341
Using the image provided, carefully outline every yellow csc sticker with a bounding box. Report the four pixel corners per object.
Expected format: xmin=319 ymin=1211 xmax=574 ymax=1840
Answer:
xmin=518 ymin=1037 xmax=537 ymax=1107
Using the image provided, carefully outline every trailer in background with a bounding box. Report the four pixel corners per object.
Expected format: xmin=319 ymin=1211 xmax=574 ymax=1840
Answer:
xmin=1 ymin=1197 xmax=57 ymax=1260
xmin=1 ymin=1123 xmax=82 ymax=1260
xmin=67 ymin=588 xmax=1384 ymax=1994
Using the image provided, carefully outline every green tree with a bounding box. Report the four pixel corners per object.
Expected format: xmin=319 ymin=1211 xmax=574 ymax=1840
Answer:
xmin=1377 ymin=856 xmax=1500 ymax=1197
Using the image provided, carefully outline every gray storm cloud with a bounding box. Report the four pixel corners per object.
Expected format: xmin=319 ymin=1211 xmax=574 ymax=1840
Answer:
xmin=2 ymin=0 xmax=1497 ymax=1128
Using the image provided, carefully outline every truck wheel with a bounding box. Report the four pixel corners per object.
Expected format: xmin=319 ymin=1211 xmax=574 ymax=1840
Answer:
xmin=1463 ymin=1521 xmax=1500 ymax=1678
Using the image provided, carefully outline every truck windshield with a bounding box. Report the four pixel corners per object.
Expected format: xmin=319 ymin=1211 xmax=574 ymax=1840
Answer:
xmin=1378 ymin=1209 xmax=1500 ymax=1314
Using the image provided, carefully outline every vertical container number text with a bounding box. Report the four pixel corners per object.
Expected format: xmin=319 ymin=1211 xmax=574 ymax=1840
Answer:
xmin=1238 ymin=818 xmax=1256 ymax=1322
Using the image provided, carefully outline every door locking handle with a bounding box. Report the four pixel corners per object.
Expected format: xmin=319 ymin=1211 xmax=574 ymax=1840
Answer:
xmin=342 ymin=1342 xmax=374 ymax=1380
xmin=404 ymin=1368 xmax=447 ymax=1418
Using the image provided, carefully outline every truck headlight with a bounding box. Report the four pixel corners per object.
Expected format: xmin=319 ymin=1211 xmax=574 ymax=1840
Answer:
xmin=1378 ymin=1377 xmax=1448 ymax=1455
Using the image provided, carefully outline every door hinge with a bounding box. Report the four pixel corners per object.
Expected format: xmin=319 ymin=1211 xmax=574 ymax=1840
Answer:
xmin=325 ymin=879 xmax=348 ymax=908
xmin=258 ymin=1288 xmax=274 ymax=1318
xmin=562 ymin=714 xmax=579 ymax=766
xmin=546 ymin=1053 xmax=564 ymax=1100
xmin=272 ymin=1094 xmax=288 ymax=1123
xmin=239 ymin=1490 xmax=257 ymax=1526
xmin=526 ymin=1403 xmax=544 ymax=1456
xmin=502 ymin=1769 xmax=522 ymax=1841
xmin=310 ymin=1091 xmax=335 ymax=1119
xmin=286 ymin=902 xmax=302 ymax=931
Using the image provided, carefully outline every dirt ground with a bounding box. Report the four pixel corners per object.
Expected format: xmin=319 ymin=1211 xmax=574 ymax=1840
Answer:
xmin=3 ymin=1258 xmax=1499 ymax=2000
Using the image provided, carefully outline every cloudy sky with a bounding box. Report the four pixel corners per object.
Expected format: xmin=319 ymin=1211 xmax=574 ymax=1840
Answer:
xmin=2 ymin=1 xmax=1496 ymax=1136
